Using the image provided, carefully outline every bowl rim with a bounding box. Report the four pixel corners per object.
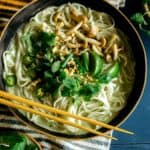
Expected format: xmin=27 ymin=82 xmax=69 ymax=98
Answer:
xmin=0 ymin=0 xmax=147 ymax=140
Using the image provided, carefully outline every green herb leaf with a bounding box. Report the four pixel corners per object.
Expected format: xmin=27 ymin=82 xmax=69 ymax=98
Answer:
xmin=31 ymin=31 xmax=56 ymax=53
xmin=61 ymin=77 xmax=80 ymax=96
xmin=44 ymin=52 xmax=51 ymax=61
xmin=131 ymin=13 xmax=147 ymax=25
xmin=63 ymin=77 xmax=79 ymax=90
xmin=44 ymin=71 xmax=53 ymax=80
xmin=4 ymin=75 xmax=16 ymax=87
xmin=22 ymin=34 xmax=34 ymax=56
xmin=58 ymin=71 xmax=67 ymax=81
xmin=98 ymin=74 xmax=112 ymax=83
xmin=35 ymin=88 xmax=45 ymax=98
xmin=0 ymin=132 xmax=38 ymax=150
xmin=74 ymin=57 xmax=86 ymax=74
xmin=41 ymin=32 xmax=56 ymax=48
xmin=23 ymin=55 xmax=34 ymax=66
xmin=51 ymin=60 xmax=61 ymax=73
xmin=79 ymin=83 xmax=100 ymax=100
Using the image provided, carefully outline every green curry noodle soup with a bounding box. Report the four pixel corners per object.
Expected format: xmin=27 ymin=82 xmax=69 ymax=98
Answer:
xmin=3 ymin=3 xmax=135 ymax=135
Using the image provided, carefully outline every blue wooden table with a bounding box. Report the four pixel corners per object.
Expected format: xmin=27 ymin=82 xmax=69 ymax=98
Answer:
xmin=111 ymin=1 xmax=150 ymax=150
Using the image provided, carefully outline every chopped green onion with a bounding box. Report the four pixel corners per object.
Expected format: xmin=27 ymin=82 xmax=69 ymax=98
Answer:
xmin=35 ymin=88 xmax=44 ymax=98
xmin=62 ymin=54 xmax=73 ymax=68
xmin=23 ymin=55 xmax=33 ymax=65
xmin=4 ymin=75 xmax=16 ymax=87
xmin=81 ymin=51 xmax=89 ymax=72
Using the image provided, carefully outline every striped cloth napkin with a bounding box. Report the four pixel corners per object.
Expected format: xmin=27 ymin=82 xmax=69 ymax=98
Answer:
xmin=0 ymin=105 xmax=112 ymax=150
xmin=0 ymin=0 xmax=126 ymax=150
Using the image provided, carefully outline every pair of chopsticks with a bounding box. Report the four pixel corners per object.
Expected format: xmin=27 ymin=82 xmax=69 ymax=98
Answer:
xmin=0 ymin=90 xmax=133 ymax=140
xmin=0 ymin=0 xmax=32 ymax=33
xmin=0 ymin=0 xmax=28 ymax=11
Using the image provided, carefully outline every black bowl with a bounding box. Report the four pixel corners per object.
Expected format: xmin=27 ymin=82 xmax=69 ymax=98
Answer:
xmin=0 ymin=0 xmax=147 ymax=139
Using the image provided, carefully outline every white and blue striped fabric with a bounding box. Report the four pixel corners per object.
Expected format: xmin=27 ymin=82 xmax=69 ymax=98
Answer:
xmin=0 ymin=105 xmax=112 ymax=150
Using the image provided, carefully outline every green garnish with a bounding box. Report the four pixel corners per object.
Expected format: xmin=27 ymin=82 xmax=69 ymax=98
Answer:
xmin=44 ymin=71 xmax=53 ymax=80
xmin=31 ymin=32 xmax=56 ymax=52
xmin=4 ymin=75 xmax=16 ymax=87
xmin=51 ymin=60 xmax=61 ymax=73
xmin=74 ymin=57 xmax=87 ymax=74
xmin=107 ymin=62 xmax=120 ymax=78
xmin=99 ymin=62 xmax=120 ymax=83
xmin=81 ymin=51 xmax=89 ymax=72
xmin=131 ymin=13 xmax=147 ymax=25
xmin=89 ymin=52 xmax=103 ymax=77
xmin=11 ymin=30 xmax=122 ymax=101
xmin=23 ymin=55 xmax=34 ymax=65
xmin=44 ymin=52 xmax=51 ymax=61
xmin=0 ymin=132 xmax=38 ymax=150
xmin=61 ymin=77 xmax=80 ymax=96
xmin=79 ymin=83 xmax=100 ymax=101
xmin=22 ymin=34 xmax=33 ymax=55
xmin=35 ymin=88 xmax=45 ymax=98
xmin=40 ymin=32 xmax=56 ymax=48
xmin=28 ymin=69 xmax=36 ymax=79
xmin=59 ymin=70 xmax=67 ymax=81
xmin=61 ymin=54 xmax=73 ymax=68
xmin=131 ymin=1 xmax=150 ymax=36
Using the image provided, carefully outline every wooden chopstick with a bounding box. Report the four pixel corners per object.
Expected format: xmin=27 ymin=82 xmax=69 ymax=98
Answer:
xmin=0 ymin=5 xmax=19 ymax=11
xmin=0 ymin=97 xmax=117 ymax=140
xmin=0 ymin=90 xmax=133 ymax=135
xmin=0 ymin=0 xmax=27 ymax=7
xmin=0 ymin=11 xmax=14 ymax=17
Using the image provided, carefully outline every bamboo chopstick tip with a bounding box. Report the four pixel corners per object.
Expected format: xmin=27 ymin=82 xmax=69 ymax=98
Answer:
xmin=128 ymin=131 xmax=134 ymax=135
xmin=112 ymin=137 xmax=118 ymax=141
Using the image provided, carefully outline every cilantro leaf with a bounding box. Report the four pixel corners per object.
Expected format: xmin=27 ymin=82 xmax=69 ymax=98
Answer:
xmin=61 ymin=77 xmax=80 ymax=96
xmin=79 ymin=83 xmax=100 ymax=101
xmin=131 ymin=13 xmax=147 ymax=25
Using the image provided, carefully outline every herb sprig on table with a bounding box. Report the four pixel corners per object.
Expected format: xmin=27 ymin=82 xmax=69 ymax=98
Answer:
xmin=0 ymin=132 xmax=38 ymax=150
xmin=131 ymin=0 xmax=150 ymax=36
